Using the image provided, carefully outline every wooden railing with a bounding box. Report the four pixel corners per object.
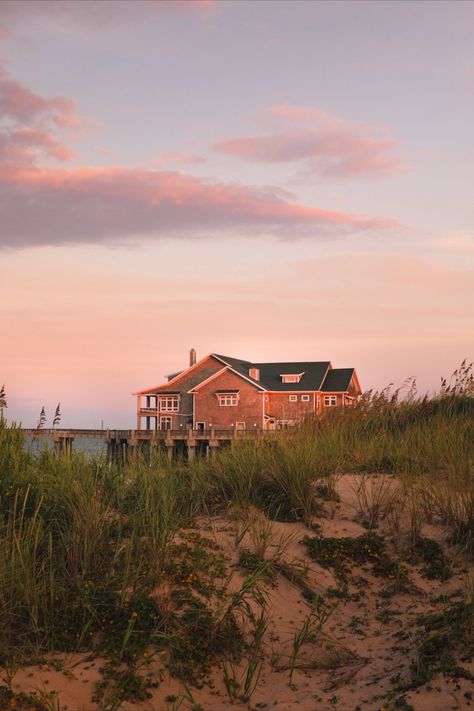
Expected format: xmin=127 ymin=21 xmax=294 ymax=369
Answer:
xmin=21 ymin=427 xmax=270 ymax=440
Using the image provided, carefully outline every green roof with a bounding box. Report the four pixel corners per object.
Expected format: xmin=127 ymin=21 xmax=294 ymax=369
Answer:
xmin=213 ymin=354 xmax=331 ymax=391
xmin=320 ymin=368 xmax=355 ymax=392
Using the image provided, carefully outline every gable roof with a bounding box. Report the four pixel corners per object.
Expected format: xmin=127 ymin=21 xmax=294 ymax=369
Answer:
xmin=133 ymin=353 xmax=219 ymax=395
xmin=214 ymin=354 xmax=331 ymax=392
xmin=321 ymin=368 xmax=355 ymax=392
xmin=189 ymin=364 xmax=266 ymax=393
xmin=135 ymin=353 xmax=359 ymax=397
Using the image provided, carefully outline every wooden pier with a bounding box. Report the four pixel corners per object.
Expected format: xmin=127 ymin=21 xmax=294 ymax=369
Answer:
xmin=21 ymin=427 xmax=275 ymax=460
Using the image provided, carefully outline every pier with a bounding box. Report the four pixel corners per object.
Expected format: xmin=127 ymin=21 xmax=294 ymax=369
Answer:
xmin=21 ymin=427 xmax=276 ymax=461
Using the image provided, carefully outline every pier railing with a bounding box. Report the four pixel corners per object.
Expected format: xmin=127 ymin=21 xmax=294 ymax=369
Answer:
xmin=20 ymin=427 xmax=274 ymax=441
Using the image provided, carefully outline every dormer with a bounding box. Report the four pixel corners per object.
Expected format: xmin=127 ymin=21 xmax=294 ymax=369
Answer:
xmin=281 ymin=372 xmax=304 ymax=384
xmin=249 ymin=368 xmax=260 ymax=381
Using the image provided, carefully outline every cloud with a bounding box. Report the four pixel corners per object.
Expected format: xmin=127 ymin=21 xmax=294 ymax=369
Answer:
xmin=0 ymin=65 xmax=87 ymax=168
xmin=213 ymin=105 xmax=401 ymax=180
xmin=0 ymin=66 xmax=82 ymax=129
xmin=0 ymin=166 xmax=397 ymax=249
xmin=0 ymin=70 xmax=397 ymax=249
xmin=0 ymin=128 xmax=76 ymax=164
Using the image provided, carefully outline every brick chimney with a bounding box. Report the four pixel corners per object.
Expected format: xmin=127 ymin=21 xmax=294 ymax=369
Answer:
xmin=189 ymin=348 xmax=196 ymax=367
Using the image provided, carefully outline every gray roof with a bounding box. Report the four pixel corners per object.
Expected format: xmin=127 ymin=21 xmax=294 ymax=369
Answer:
xmin=320 ymin=368 xmax=355 ymax=392
xmin=214 ymin=354 xmax=332 ymax=392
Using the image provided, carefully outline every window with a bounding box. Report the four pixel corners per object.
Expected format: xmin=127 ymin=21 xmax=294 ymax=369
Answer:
xmin=289 ymin=394 xmax=297 ymax=402
xmin=159 ymin=396 xmax=179 ymax=412
xmin=236 ymin=422 xmax=246 ymax=431
xmin=218 ymin=394 xmax=238 ymax=406
xmin=160 ymin=416 xmax=172 ymax=430
xmin=324 ymin=395 xmax=337 ymax=407
xmin=281 ymin=373 xmax=304 ymax=383
xmin=301 ymin=395 xmax=310 ymax=402
xmin=249 ymin=368 xmax=260 ymax=381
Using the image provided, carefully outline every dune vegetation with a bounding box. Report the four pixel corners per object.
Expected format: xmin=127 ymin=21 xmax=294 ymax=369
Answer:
xmin=0 ymin=364 xmax=473 ymax=710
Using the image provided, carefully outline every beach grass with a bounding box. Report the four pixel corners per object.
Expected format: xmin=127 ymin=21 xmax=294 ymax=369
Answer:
xmin=0 ymin=365 xmax=473 ymax=707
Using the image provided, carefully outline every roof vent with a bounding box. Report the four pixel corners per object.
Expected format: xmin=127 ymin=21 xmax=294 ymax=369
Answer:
xmin=249 ymin=368 xmax=260 ymax=381
xmin=189 ymin=348 xmax=196 ymax=367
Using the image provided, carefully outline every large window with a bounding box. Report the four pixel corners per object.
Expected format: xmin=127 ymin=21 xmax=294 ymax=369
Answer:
xmin=218 ymin=394 xmax=238 ymax=406
xmin=324 ymin=395 xmax=337 ymax=407
xmin=160 ymin=396 xmax=179 ymax=412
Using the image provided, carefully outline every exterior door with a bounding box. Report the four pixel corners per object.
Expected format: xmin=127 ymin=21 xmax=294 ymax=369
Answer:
xmin=160 ymin=416 xmax=172 ymax=430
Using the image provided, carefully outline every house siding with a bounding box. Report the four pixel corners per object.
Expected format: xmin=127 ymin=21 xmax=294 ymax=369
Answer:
xmin=194 ymin=370 xmax=264 ymax=429
xmin=265 ymin=392 xmax=316 ymax=422
xmin=138 ymin=355 xmax=224 ymax=429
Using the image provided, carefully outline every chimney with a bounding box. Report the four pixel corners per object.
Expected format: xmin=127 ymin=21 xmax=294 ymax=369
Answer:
xmin=189 ymin=348 xmax=196 ymax=367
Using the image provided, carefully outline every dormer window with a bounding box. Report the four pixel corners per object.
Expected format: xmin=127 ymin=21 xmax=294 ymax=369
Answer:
xmin=281 ymin=373 xmax=304 ymax=384
xmin=249 ymin=368 xmax=260 ymax=381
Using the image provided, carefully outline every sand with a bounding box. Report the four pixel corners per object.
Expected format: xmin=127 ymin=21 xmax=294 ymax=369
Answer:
xmin=3 ymin=474 xmax=473 ymax=710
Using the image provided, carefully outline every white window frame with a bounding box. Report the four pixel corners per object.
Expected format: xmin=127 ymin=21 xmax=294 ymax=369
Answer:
xmin=289 ymin=394 xmax=298 ymax=402
xmin=218 ymin=394 xmax=238 ymax=406
xmin=236 ymin=421 xmax=246 ymax=431
xmin=160 ymin=416 xmax=172 ymax=430
xmin=301 ymin=394 xmax=310 ymax=402
xmin=159 ymin=395 xmax=179 ymax=412
xmin=324 ymin=395 xmax=337 ymax=407
xmin=281 ymin=372 xmax=304 ymax=384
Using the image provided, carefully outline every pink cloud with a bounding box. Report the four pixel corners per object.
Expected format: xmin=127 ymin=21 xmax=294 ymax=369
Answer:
xmin=0 ymin=165 xmax=397 ymax=249
xmin=0 ymin=66 xmax=82 ymax=128
xmin=0 ymin=65 xmax=86 ymax=168
xmin=214 ymin=105 xmax=401 ymax=180
xmin=0 ymin=71 xmax=397 ymax=249
xmin=7 ymin=128 xmax=76 ymax=162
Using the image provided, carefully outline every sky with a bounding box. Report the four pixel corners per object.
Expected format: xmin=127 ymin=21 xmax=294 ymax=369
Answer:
xmin=1 ymin=0 xmax=473 ymax=428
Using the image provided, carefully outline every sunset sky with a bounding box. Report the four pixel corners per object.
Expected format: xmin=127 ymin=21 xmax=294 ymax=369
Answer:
xmin=1 ymin=0 xmax=473 ymax=427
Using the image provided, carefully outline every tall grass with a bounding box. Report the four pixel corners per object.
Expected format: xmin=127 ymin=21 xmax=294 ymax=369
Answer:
xmin=0 ymin=366 xmax=472 ymax=673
